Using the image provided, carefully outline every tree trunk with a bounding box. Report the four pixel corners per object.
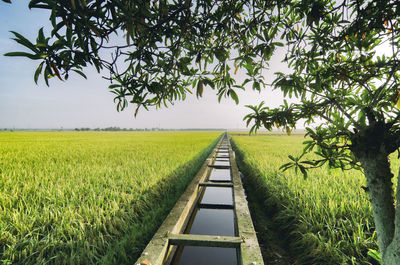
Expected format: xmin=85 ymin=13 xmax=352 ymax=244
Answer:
xmin=358 ymin=151 xmax=397 ymax=264
xmin=382 ymin=169 xmax=400 ymax=264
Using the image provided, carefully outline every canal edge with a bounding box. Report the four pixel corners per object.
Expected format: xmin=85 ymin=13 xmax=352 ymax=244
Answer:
xmin=134 ymin=132 xmax=264 ymax=265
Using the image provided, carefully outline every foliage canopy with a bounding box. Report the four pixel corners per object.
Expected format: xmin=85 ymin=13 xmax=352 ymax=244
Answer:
xmin=4 ymin=0 xmax=282 ymax=114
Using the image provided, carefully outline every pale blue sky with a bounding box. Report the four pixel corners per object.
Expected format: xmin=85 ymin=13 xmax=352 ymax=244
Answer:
xmin=0 ymin=2 xmax=286 ymax=129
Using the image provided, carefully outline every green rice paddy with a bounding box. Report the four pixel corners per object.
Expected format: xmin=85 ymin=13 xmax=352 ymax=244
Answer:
xmin=231 ymin=134 xmax=393 ymax=265
xmin=0 ymin=131 xmax=220 ymax=264
xmin=2 ymin=131 xmax=390 ymax=265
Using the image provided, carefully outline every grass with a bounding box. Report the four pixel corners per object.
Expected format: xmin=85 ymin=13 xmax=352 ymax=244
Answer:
xmin=0 ymin=131 xmax=220 ymax=265
xmin=230 ymin=134 xmax=394 ymax=265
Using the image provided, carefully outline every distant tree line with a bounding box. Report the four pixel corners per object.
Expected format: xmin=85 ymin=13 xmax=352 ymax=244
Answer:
xmin=74 ymin=127 xmax=225 ymax=131
xmin=0 ymin=128 xmax=225 ymax=132
xmin=75 ymin=127 xmax=155 ymax=131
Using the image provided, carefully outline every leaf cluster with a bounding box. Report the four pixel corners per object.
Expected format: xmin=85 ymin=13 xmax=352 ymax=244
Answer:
xmin=244 ymin=0 xmax=400 ymax=177
xmin=4 ymin=0 xmax=289 ymax=113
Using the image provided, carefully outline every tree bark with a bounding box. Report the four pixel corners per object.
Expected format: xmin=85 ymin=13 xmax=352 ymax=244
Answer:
xmin=382 ymin=169 xmax=400 ymax=264
xmin=358 ymin=151 xmax=396 ymax=264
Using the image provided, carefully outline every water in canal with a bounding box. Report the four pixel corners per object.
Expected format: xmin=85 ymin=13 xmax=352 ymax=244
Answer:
xmin=171 ymin=140 xmax=239 ymax=265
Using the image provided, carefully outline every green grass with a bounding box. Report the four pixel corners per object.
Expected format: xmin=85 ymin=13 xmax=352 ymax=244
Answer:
xmin=0 ymin=131 xmax=220 ymax=264
xmin=230 ymin=134 xmax=393 ymax=265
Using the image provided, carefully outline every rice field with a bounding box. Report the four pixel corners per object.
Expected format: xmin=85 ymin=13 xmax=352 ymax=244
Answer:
xmin=0 ymin=131 xmax=220 ymax=265
xmin=230 ymin=134 xmax=396 ymax=265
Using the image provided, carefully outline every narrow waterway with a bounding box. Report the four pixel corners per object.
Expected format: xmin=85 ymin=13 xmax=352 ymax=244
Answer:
xmin=134 ymin=133 xmax=263 ymax=265
xmin=171 ymin=137 xmax=239 ymax=265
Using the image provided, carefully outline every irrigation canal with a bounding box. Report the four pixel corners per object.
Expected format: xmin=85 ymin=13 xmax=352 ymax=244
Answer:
xmin=135 ymin=133 xmax=263 ymax=265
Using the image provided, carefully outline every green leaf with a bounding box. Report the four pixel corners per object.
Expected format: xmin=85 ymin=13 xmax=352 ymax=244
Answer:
xmin=72 ymin=69 xmax=87 ymax=79
xmin=214 ymin=48 xmax=226 ymax=62
xmin=4 ymin=51 xmax=40 ymax=60
xmin=396 ymin=94 xmax=400 ymax=109
xmin=37 ymin=27 xmax=45 ymax=44
xmin=272 ymin=42 xmax=284 ymax=47
xmin=203 ymin=78 xmax=215 ymax=89
xmin=285 ymin=126 xmax=291 ymax=136
xmin=43 ymin=64 xmax=50 ymax=86
xmin=34 ymin=62 xmax=44 ymax=84
xmin=109 ymin=84 xmax=121 ymax=89
xmin=301 ymin=161 xmax=317 ymax=166
xmin=229 ymin=89 xmax=239 ymax=104
xmin=196 ymin=79 xmax=204 ymax=98
xmin=28 ymin=0 xmax=52 ymax=9
xmin=217 ymin=91 xmax=224 ymax=102
xmin=279 ymin=162 xmax=293 ymax=171
xmin=9 ymin=31 xmax=38 ymax=53
xmin=298 ymin=165 xmax=308 ymax=179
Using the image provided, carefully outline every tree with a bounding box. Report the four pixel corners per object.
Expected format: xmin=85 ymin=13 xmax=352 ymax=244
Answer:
xmin=244 ymin=1 xmax=400 ymax=264
xmin=3 ymin=0 xmax=400 ymax=264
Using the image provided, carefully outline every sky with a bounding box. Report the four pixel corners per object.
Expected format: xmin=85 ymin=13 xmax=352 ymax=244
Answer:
xmin=0 ymin=2 xmax=287 ymax=130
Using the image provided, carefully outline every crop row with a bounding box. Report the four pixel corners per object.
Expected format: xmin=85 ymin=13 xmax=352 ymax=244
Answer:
xmin=0 ymin=131 xmax=220 ymax=264
xmin=231 ymin=134 xmax=390 ymax=265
